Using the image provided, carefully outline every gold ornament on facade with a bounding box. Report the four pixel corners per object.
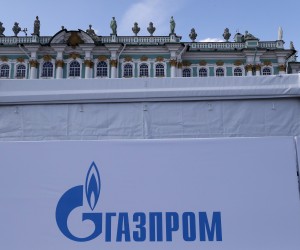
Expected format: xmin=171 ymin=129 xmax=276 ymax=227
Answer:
xmin=245 ymin=64 xmax=253 ymax=72
xmin=156 ymin=56 xmax=164 ymax=62
xmin=234 ymin=60 xmax=243 ymax=66
xmin=84 ymin=60 xmax=94 ymax=68
xmin=182 ymin=61 xmax=192 ymax=67
xmin=67 ymin=32 xmax=84 ymax=48
xmin=16 ymin=57 xmax=25 ymax=63
xmin=69 ymin=53 xmax=80 ymax=59
xmin=43 ymin=55 xmax=52 ymax=62
xmin=0 ymin=56 xmax=8 ymax=62
xmin=55 ymin=60 xmax=64 ymax=68
xmin=279 ymin=64 xmax=286 ymax=71
xmin=216 ymin=61 xmax=224 ymax=66
xmin=263 ymin=61 xmax=272 ymax=66
xmin=255 ymin=64 xmax=261 ymax=71
xmin=124 ymin=56 xmax=133 ymax=62
xmin=140 ymin=55 xmax=148 ymax=61
xmin=110 ymin=60 xmax=118 ymax=67
xmin=169 ymin=59 xmax=177 ymax=67
xmin=98 ymin=55 xmax=108 ymax=61
xmin=177 ymin=62 xmax=183 ymax=68
xmin=199 ymin=60 xmax=207 ymax=66
xmin=29 ymin=60 xmax=38 ymax=67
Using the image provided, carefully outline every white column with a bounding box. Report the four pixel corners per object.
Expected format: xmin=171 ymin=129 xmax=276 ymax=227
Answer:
xmin=30 ymin=64 xmax=37 ymax=79
xmin=279 ymin=65 xmax=286 ymax=74
xmin=255 ymin=65 xmax=261 ymax=76
xmin=245 ymin=65 xmax=253 ymax=76
xmin=110 ymin=60 xmax=117 ymax=78
xmin=56 ymin=64 xmax=63 ymax=79
xmin=84 ymin=60 xmax=93 ymax=79
xmin=170 ymin=60 xmax=177 ymax=77
xmin=178 ymin=63 xmax=183 ymax=77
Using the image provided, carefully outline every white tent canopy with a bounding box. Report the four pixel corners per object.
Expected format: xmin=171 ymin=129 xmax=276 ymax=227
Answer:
xmin=1 ymin=75 xmax=300 ymax=140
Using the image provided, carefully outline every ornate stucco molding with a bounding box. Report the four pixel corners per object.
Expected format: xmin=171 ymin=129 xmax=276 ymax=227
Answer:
xmin=29 ymin=60 xmax=39 ymax=67
xmin=110 ymin=60 xmax=118 ymax=67
xmin=98 ymin=55 xmax=108 ymax=61
xmin=169 ymin=59 xmax=177 ymax=67
xmin=84 ymin=60 xmax=94 ymax=68
xmin=43 ymin=55 xmax=52 ymax=62
xmin=245 ymin=64 xmax=253 ymax=72
xmin=279 ymin=64 xmax=286 ymax=71
xmin=55 ymin=60 xmax=64 ymax=68
xmin=216 ymin=61 xmax=224 ymax=66
xmin=199 ymin=60 xmax=207 ymax=66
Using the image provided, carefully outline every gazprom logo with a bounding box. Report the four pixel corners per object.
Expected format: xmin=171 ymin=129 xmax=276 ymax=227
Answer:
xmin=56 ymin=162 xmax=223 ymax=243
xmin=55 ymin=162 xmax=102 ymax=242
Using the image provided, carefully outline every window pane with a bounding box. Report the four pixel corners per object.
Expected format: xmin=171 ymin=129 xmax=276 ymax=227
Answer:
xmin=183 ymin=68 xmax=191 ymax=77
xmin=97 ymin=61 xmax=108 ymax=77
xmin=69 ymin=61 xmax=80 ymax=77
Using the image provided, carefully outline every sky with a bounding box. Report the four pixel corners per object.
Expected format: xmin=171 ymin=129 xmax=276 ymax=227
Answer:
xmin=1 ymin=0 xmax=300 ymax=57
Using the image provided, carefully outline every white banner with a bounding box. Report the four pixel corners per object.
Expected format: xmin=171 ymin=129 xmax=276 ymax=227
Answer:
xmin=1 ymin=137 xmax=300 ymax=250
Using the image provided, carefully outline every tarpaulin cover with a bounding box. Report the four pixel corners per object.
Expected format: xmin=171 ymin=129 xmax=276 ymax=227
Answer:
xmin=1 ymin=75 xmax=300 ymax=140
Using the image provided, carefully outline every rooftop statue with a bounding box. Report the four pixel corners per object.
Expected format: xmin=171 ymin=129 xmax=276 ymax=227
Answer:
xmin=170 ymin=16 xmax=175 ymax=34
xmin=223 ymin=28 xmax=231 ymax=42
xmin=147 ymin=22 xmax=156 ymax=36
xmin=132 ymin=22 xmax=140 ymax=36
xmin=244 ymin=30 xmax=258 ymax=40
xmin=12 ymin=22 xmax=21 ymax=36
xmin=278 ymin=26 xmax=283 ymax=40
xmin=290 ymin=41 xmax=295 ymax=50
xmin=86 ymin=24 xmax=98 ymax=40
xmin=110 ymin=17 xmax=117 ymax=35
xmin=189 ymin=28 xmax=197 ymax=42
xmin=32 ymin=16 xmax=40 ymax=36
xmin=0 ymin=22 xmax=5 ymax=36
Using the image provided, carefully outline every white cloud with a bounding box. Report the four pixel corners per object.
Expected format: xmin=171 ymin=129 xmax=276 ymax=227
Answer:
xmin=200 ymin=38 xmax=225 ymax=42
xmin=118 ymin=0 xmax=182 ymax=36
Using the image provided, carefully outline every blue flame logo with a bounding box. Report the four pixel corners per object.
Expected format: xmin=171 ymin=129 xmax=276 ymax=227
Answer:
xmin=56 ymin=162 xmax=102 ymax=242
xmin=85 ymin=162 xmax=101 ymax=211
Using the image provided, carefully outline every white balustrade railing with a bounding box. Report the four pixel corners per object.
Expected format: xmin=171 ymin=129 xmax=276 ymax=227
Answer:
xmin=0 ymin=35 xmax=280 ymax=50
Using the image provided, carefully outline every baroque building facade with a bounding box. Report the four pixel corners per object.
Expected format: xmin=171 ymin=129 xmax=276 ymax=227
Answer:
xmin=0 ymin=18 xmax=297 ymax=80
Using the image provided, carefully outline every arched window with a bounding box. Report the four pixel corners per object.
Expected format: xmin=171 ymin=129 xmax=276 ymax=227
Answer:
xmin=199 ymin=68 xmax=208 ymax=77
xmin=234 ymin=67 xmax=243 ymax=76
xmin=262 ymin=67 xmax=271 ymax=75
xmin=16 ymin=64 xmax=26 ymax=78
xmin=96 ymin=61 xmax=108 ymax=77
xmin=0 ymin=64 xmax=10 ymax=78
xmin=182 ymin=68 xmax=191 ymax=77
xmin=139 ymin=63 xmax=149 ymax=77
xmin=69 ymin=61 xmax=81 ymax=77
xmin=41 ymin=62 xmax=53 ymax=78
xmin=123 ymin=63 xmax=133 ymax=77
xmin=155 ymin=63 xmax=165 ymax=77
xmin=216 ymin=68 xmax=224 ymax=77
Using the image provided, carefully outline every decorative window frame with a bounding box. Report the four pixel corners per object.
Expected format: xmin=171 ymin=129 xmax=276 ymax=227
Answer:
xmin=122 ymin=62 xmax=135 ymax=78
xmin=215 ymin=66 xmax=226 ymax=77
xmin=154 ymin=62 xmax=166 ymax=78
xmin=138 ymin=62 xmax=150 ymax=78
xmin=233 ymin=66 xmax=244 ymax=77
xmin=198 ymin=66 xmax=209 ymax=77
xmin=94 ymin=60 xmax=110 ymax=78
xmin=39 ymin=60 xmax=55 ymax=79
xmin=261 ymin=66 xmax=273 ymax=76
xmin=0 ymin=62 xmax=11 ymax=79
xmin=182 ymin=67 xmax=192 ymax=77
xmin=67 ymin=58 xmax=83 ymax=79
xmin=14 ymin=62 xmax=28 ymax=79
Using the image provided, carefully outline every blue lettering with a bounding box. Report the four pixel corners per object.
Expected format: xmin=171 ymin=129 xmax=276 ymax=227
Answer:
xmin=117 ymin=213 xmax=131 ymax=242
xmin=105 ymin=212 xmax=116 ymax=242
xmin=133 ymin=212 xmax=146 ymax=242
xmin=199 ymin=212 xmax=222 ymax=241
xmin=166 ymin=212 xmax=179 ymax=241
xmin=182 ymin=212 xmax=196 ymax=241
xmin=149 ymin=212 xmax=163 ymax=241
